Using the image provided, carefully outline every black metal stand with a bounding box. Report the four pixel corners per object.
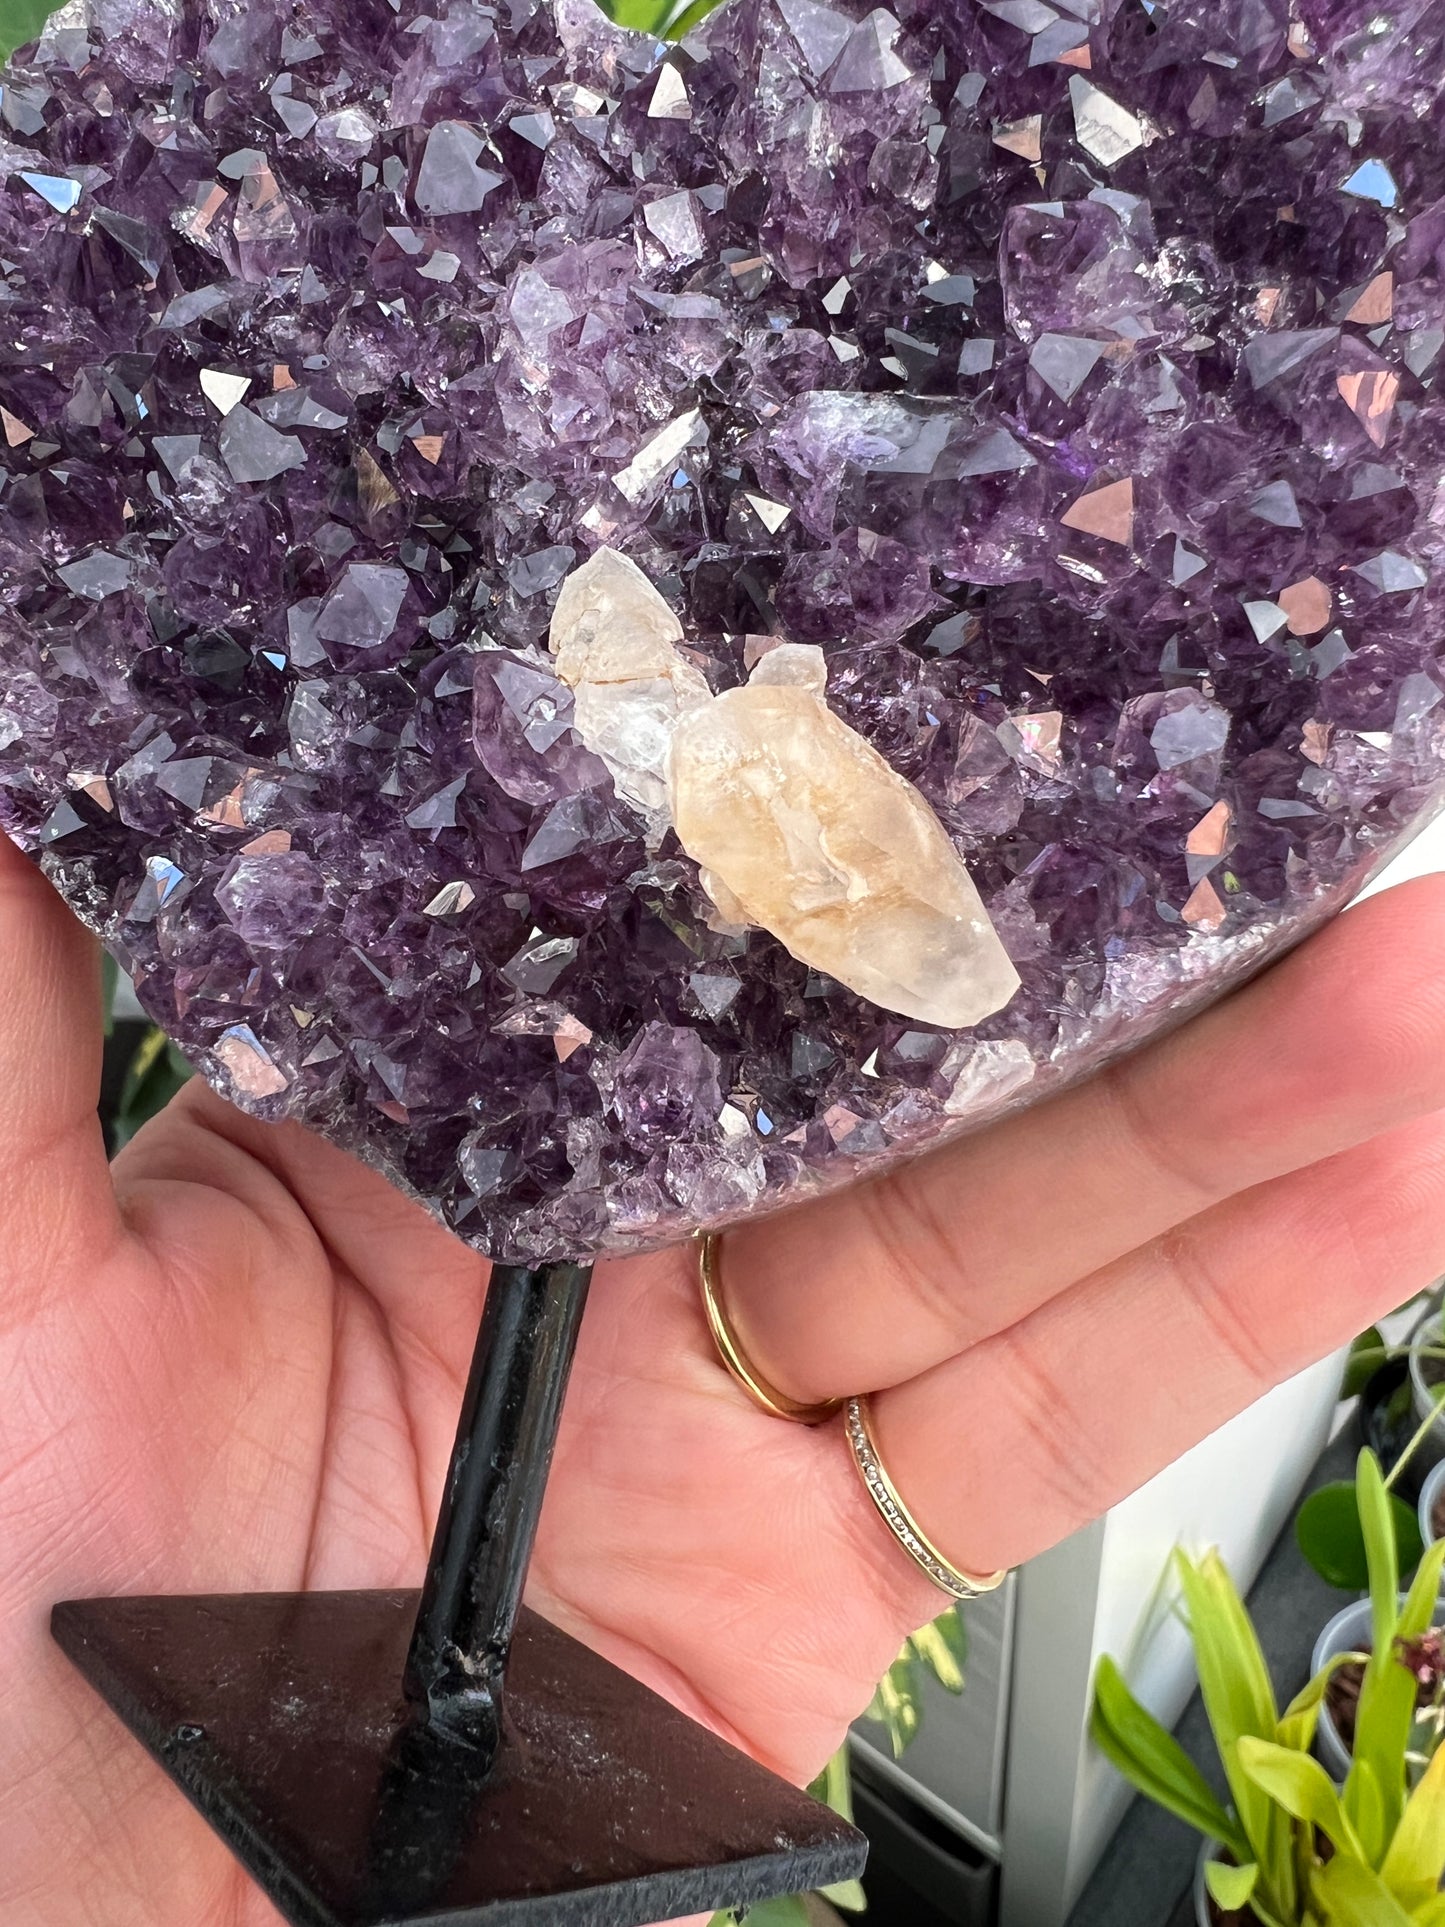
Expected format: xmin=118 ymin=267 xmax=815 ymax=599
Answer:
xmin=405 ymin=1259 xmax=593 ymax=1754
xmin=51 ymin=1263 xmax=865 ymax=1927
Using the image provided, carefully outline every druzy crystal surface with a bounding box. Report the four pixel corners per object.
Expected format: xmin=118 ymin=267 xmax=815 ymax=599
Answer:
xmin=3 ymin=0 xmax=1445 ymax=1261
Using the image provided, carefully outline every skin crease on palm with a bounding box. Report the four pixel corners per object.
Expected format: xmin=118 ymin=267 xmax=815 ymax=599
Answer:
xmin=8 ymin=832 xmax=1445 ymax=1927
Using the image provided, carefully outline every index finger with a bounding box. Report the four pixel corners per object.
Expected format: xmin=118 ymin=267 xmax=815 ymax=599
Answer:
xmin=0 ymin=833 xmax=119 ymax=1295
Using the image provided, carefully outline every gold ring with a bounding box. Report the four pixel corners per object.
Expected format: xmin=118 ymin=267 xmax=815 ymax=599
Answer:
xmin=697 ymin=1233 xmax=843 ymax=1425
xmin=845 ymin=1396 xmax=1007 ymax=1601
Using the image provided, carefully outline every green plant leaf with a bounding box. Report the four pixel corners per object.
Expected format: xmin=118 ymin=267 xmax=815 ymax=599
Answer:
xmin=1344 ymin=1756 xmax=1387 ymax=1871
xmin=589 ymin=0 xmax=723 ymax=36
xmin=724 ymin=1901 xmax=813 ymax=1927
xmin=909 ymin=1611 xmax=967 ymax=1695
xmin=809 ymin=1748 xmax=865 ymax=1912
xmin=860 ymin=1611 xmax=967 ymax=1758
xmin=1343 ymin=1326 xmax=1390 ymax=1400
xmin=1296 ymin=1482 xmax=1423 ymax=1592
xmin=101 ymin=951 xmax=118 ymax=1037
xmin=1311 ymin=1852 xmax=1415 ymax=1927
xmin=1381 ymin=1736 xmax=1445 ymax=1901
xmin=589 ymin=0 xmax=679 ymax=27
xmin=1359 ymin=1451 xmax=1402 ymax=1662
xmin=665 ymin=0 xmax=727 ymax=31
xmin=1351 ymin=1520 xmax=1445 ymax=1842
xmin=1205 ymin=1859 xmax=1259 ymax=1910
xmin=1410 ymin=1898 xmax=1445 ymax=1927
xmin=823 ymin=1879 xmax=867 ymax=1914
xmin=862 ymin=1660 xmax=921 ymax=1758
xmin=1237 ymin=1737 xmax=1366 ymax=1862
xmin=810 ymin=1748 xmax=849 ymax=1819
xmin=1175 ymin=1549 xmax=1293 ymax=1911
xmin=1090 ymin=1657 xmax=1246 ymax=1851
xmin=113 ymin=1026 xmax=192 ymax=1148
xmin=1352 ymin=1451 xmax=1410 ymax=1840
xmin=1394 ymin=1530 xmax=1445 ymax=1653
xmin=0 ymin=0 xmax=57 ymax=61
xmin=822 ymin=1882 xmax=866 ymax=1913
xmin=1391 ymin=1380 xmax=1445 ymax=1497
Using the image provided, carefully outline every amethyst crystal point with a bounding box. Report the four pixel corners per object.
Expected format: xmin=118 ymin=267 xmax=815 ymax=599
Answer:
xmin=3 ymin=0 xmax=1445 ymax=1262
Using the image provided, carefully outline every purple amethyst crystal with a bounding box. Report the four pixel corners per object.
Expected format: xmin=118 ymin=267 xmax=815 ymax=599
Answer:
xmin=2 ymin=0 xmax=1445 ymax=1262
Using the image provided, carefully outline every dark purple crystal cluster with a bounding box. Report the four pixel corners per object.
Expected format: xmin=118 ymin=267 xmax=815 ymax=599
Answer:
xmin=2 ymin=0 xmax=1445 ymax=1261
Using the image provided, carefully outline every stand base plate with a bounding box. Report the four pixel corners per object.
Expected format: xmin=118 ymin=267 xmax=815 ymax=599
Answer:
xmin=52 ymin=1590 xmax=865 ymax=1927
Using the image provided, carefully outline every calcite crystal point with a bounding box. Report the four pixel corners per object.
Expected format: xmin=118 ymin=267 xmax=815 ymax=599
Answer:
xmin=548 ymin=548 xmax=711 ymax=821
xmin=669 ymin=656 xmax=1021 ymax=1028
xmin=4 ymin=0 xmax=1445 ymax=1261
xmin=549 ymin=555 xmax=1017 ymax=1025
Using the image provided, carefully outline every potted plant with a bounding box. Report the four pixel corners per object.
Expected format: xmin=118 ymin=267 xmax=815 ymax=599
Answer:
xmin=1311 ymin=1598 xmax=1445 ymax=1788
xmin=1093 ymin=1451 xmax=1445 ymax=1926
xmin=1290 ymin=1380 xmax=1445 ymax=1786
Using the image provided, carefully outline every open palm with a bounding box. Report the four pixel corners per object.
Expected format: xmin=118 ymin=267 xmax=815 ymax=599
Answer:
xmin=7 ymin=833 xmax=1445 ymax=1927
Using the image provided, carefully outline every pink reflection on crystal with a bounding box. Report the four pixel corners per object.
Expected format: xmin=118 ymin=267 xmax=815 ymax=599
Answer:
xmin=1337 ymin=370 xmax=1401 ymax=448
xmin=1181 ymin=878 xmax=1226 ymax=932
xmin=1061 ymin=476 xmax=1135 ymax=546
xmin=1343 ymin=273 xmax=1394 ymax=326
xmin=215 ymin=1025 xmax=289 ymax=1099
xmin=1279 ymin=576 xmax=1332 ymax=636
xmin=553 ymin=1015 xmax=592 ymax=1063
xmin=1186 ymin=801 xmax=1233 ymax=860
xmin=823 ymin=1104 xmax=864 ymax=1145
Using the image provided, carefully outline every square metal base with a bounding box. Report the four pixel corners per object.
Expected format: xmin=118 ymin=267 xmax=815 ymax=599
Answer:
xmin=52 ymin=1590 xmax=865 ymax=1927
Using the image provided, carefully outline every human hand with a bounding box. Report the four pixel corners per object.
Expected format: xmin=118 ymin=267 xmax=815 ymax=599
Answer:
xmin=5 ymin=830 xmax=1445 ymax=1925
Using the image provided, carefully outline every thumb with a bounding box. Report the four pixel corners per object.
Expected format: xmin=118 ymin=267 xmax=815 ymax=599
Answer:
xmin=0 ymin=832 xmax=120 ymax=1295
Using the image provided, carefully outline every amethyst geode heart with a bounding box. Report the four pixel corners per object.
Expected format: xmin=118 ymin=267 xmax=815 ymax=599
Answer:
xmin=2 ymin=0 xmax=1445 ymax=1263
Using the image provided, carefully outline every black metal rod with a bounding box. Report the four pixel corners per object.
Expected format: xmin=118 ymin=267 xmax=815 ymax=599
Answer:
xmin=404 ymin=1260 xmax=592 ymax=1755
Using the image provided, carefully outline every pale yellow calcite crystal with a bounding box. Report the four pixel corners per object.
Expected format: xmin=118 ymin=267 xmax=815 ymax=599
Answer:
xmin=548 ymin=547 xmax=711 ymax=817
xmin=667 ymin=661 xmax=1021 ymax=1028
xmin=548 ymin=551 xmax=1018 ymax=1027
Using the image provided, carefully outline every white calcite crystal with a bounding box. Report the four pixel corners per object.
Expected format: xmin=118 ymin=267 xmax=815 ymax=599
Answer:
xmin=549 ymin=552 xmax=1018 ymax=1028
xmin=668 ymin=648 xmax=1021 ymax=1029
xmin=746 ymin=641 xmax=830 ymax=692
xmin=548 ymin=547 xmax=711 ymax=819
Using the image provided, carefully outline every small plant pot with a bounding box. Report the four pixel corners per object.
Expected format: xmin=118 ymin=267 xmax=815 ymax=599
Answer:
xmin=1407 ymin=1308 xmax=1445 ymax=1466
xmin=1311 ymin=1592 xmax=1445 ymax=1780
xmin=1311 ymin=1598 xmax=1373 ymax=1783
xmin=1420 ymin=1457 xmax=1445 ymax=1555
